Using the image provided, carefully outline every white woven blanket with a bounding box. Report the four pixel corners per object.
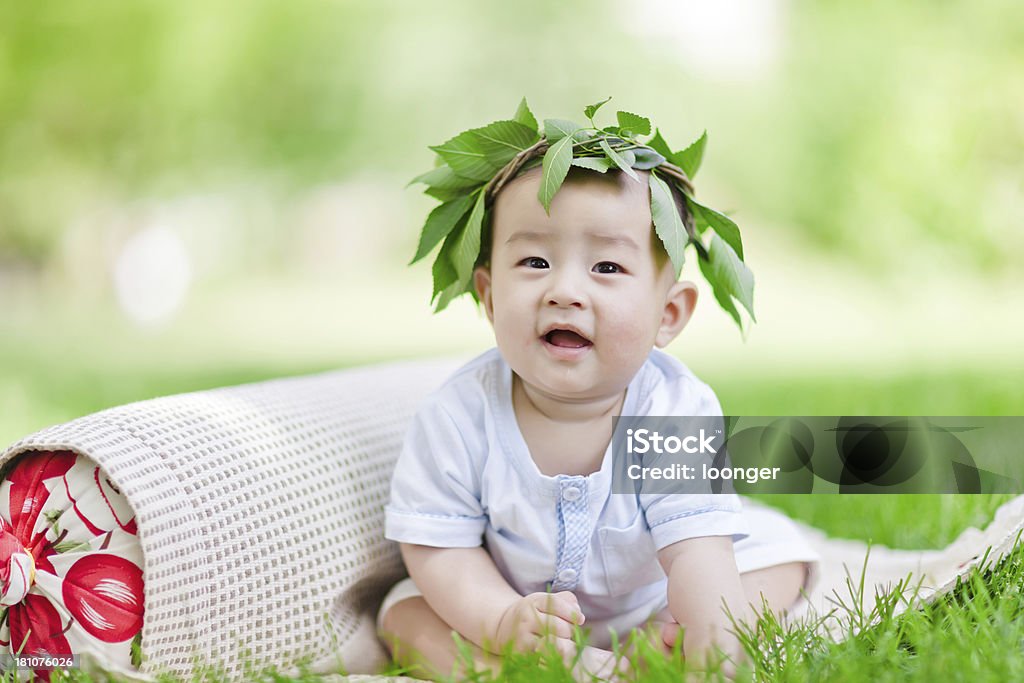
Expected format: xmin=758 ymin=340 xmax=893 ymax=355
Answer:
xmin=0 ymin=357 xmax=465 ymax=681
xmin=1 ymin=357 xmax=1020 ymax=681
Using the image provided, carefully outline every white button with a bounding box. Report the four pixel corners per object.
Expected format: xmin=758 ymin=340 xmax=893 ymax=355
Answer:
xmin=562 ymin=486 xmax=582 ymax=502
xmin=557 ymin=568 xmax=578 ymax=583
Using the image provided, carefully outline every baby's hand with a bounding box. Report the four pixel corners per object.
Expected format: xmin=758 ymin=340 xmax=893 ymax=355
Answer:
xmin=492 ymin=591 xmax=585 ymax=658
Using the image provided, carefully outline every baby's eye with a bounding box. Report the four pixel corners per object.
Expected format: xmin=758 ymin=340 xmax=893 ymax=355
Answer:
xmin=593 ymin=262 xmax=623 ymax=274
xmin=520 ymin=257 xmax=549 ymax=269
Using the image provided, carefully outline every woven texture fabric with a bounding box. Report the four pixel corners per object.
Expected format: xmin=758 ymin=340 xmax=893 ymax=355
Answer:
xmin=0 ymin=357 xmax=463 ymax=682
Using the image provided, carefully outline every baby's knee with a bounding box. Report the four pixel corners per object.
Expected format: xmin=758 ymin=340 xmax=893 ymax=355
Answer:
xmin=379 ymin=601 xmax=398 ymax=644
xmin=741 ymin=561 xmax=809 ymax=614
xmin=379 ymin=595 xmax=427 ymax=645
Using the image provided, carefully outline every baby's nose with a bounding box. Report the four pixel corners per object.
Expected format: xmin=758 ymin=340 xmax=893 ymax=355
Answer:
xmin=545 ymin=278 xmax=586 ymax=308
xmin=547 ymin=294 xmax=584 ymax=308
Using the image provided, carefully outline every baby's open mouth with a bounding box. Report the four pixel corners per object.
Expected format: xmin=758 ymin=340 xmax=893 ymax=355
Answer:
xmin=543 ymin=329 xmax=592 ymax=349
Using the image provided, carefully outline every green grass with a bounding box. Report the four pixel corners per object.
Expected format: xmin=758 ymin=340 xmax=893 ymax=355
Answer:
xmin=371 ymin=533 xmax=1024 ymax=683
xmin=733 ymin=539 xmax=1024 ymax=682
xmin=707 ymin=366 xmax=1024 ymax=419
xmin=750 ymin=495 xmax=1013 ymax=550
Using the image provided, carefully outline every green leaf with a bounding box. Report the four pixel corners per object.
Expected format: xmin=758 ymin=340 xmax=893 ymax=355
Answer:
xmin=131 ymin=633 xmax=143 ymax=668
xmin=430 ymin=131 xmax=502 ymax=182
xmin=538 ymin=133 xmax=576 ymax=213
xmin=451 ymin=190 xmax=487 ymax=284
xmin=409 ymin=163 xmax=481 ymax=216
xmin=513 ymin=97 xmax=538 ymax=132
xmin=43 ymin=508 xmax=63 ymax=523
xmin=675 ymin=130 xmax=707 ymax=178
xmin=707 ymin=233 xmax=755 ymax=321
xmin=433 ymin=279 xmax=465 ymax=313
xmin=431 ymin=220 xmax=463 ymax=302
xmin=472 ymin=120 xmax=539 ymax=166
xmin=584 ymin=96 xmax=612 ymax=121
xmin=649 ymin=173 xmax=687 ymax=278
xmin=54 ymin=540 xmax=92 ymax=554
xmin=631 ymin=146 xmax=666 ymax=170
xmin=425 ymin=186 xmax=469 ymax=202
xmin=520 ymin=156 xmax=544 ymax=174
xmin=407 ymin=168 xmax=435 ymax=188
xmin=690 ymin=198 xmax=744 ymax=260
xmin=698 ymin=253 xmax=743 ymax=330
xmin=599 ymin=139 xmax=639 ymax=182
xmin=409 ymin=164 xmax=479 ymax=191
xmin=616 ymin=111 xmax=651 ymax=136
xmin=544 ymin=118 xmax=583 ymax=143
xmin=571 ymin=156 xmax=613 ymax=173
xmin=648 ymin=129 xmax=673 ymax=160
xmin=410 ymin=194 xmax=475 ymax=264
xmin=43 ymin=508 xmax=62 ymax=534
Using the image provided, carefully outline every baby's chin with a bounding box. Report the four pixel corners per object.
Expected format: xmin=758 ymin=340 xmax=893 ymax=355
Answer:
xmin=517 ymin=371 xmax=631 ymax=405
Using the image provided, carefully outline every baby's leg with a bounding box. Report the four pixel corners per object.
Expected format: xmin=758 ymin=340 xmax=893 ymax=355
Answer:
xmin=380 ymin=595 xmax=502 ymax=681
xmin=654 ymin=561 xmax=809 ymax=651
xmin=380 ymin=595 xmax=628 ymax=682
xmin=739 ymin=560 xmax=808 ymax=613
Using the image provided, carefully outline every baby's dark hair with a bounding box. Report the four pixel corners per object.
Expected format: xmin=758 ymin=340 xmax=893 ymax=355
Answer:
xmin=477 ymin=165 xmax=692 ymax=275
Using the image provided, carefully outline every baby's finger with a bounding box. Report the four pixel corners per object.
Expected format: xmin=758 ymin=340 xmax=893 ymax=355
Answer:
xmin=519 ymin=632 xmax=577 ymax=661
xmin=537 ymin=592 xmax=585 ymax=625
xmin=529 ymin=612 xmax=575 ymax=640
xmin=515 ymin=632 xmax=542 ymax=653
xmin=660 ymin=621 xmax=683 ymax=652
xmin=552 ymin=636 xmax=578 ymax=662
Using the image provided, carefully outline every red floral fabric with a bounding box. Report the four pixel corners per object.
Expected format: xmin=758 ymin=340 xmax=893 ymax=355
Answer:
xmin=0 ymin=450 xmax=144 ymax=680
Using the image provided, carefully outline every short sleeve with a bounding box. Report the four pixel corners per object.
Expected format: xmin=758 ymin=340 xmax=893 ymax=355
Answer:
xmin=640 ymin=372 xmax=749 ymax=550
xmin=384 ymin=398 xmax=487 ymax=548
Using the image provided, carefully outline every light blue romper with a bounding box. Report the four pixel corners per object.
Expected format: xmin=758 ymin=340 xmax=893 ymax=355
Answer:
xmin=384 ymin=348 xmax=818 ymax=647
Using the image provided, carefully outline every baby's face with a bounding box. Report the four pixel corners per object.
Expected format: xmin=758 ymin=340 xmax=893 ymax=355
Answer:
xmin=474 ymin=168 xmax=696 ymax=404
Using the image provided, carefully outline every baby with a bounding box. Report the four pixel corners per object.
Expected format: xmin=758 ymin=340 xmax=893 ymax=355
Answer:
xmin=380 ymin=127 xmax=818 ymax=678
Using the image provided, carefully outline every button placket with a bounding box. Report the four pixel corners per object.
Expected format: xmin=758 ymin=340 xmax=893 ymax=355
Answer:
xmin=551 ymin=477 xmax=589 ymax=591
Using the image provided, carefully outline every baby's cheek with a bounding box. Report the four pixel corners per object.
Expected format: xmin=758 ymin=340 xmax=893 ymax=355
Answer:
xmin=602 ymin=318 xmax=657 ymax=360
xmin=494 ymin=321 xmax=529 ymax=357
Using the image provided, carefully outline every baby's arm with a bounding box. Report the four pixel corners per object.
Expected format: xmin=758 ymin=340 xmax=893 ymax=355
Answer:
xmin=657 ymin=536 xmax=753 ymax=667
xmin=401 ymin=543 xmax=584 ymax=656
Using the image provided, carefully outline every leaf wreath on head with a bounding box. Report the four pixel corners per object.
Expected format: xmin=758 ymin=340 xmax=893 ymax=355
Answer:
xmin=408 ymin=97 xmax=755 ymax=333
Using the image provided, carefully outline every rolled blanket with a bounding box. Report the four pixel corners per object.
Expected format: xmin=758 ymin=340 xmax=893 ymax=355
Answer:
xmin=0 ymin=357 xmax=463 ymax=681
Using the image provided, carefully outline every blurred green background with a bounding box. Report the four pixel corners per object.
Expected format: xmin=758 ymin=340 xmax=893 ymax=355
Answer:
xmin=2 ymin=1 xmax=1022 ymax=459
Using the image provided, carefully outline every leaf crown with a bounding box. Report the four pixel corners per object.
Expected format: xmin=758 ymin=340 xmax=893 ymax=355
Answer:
xmin=408 ymin=97 xmax=755 ymax=331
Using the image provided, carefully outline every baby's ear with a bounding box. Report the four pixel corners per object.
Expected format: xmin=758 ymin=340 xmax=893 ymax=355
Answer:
xmin=473 ymin=266 xmax=495 ymax=324
xmin=655 ymin=281 xmax=698 ymax=348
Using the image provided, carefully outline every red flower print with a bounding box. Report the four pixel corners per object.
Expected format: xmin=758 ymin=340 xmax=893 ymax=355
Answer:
xmin=7 ymin=592 xmax=72 ymax=682
xmin=61 ymin=554 xmax=144 ymax=643
xmin=0 ymin=450 xmax=146 ymax=675
xmin=7 ymin=451 xmax=75 ymax=541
